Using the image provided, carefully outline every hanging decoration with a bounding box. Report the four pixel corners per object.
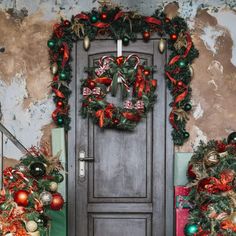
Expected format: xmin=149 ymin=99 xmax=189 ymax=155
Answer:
xmin=185 ymin=132 xmax=236 ymax=235
xmin=81 ymin=54 xmax=157 ymax=130
xmin=0 ymin=147 xmax=64 ymax=236
xmin=48 ymin=4 xmax=198 ymax=145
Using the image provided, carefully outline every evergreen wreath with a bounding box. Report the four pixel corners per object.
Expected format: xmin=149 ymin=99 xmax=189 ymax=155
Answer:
xmin=80 ymin=54 xmax=157 ymax=130
xmin=47 ymin=3 xmax=199 ymax=145
xmin=185 ymin=132 xmax=236 ymax=236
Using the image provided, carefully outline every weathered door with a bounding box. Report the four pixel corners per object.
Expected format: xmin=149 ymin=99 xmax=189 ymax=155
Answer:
xmin=68 ymin=39 xmax=174 ymax=236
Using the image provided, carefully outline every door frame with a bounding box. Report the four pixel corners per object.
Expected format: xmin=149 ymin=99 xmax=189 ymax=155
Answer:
xmin=67 ymin=38 xmax=174 ymax=236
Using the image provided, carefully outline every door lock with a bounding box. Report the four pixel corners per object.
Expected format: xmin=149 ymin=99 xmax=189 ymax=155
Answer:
xmin=78 ymin=150 xmax=94 ymax=178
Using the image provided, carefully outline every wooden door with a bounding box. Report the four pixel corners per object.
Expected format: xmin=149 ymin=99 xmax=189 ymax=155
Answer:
xmin=68 ymin=39 xmax=174 ymax=236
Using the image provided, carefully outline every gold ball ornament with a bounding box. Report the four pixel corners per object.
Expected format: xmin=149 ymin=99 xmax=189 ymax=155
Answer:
xmin=51 ymin=63 xmax=58 ymax=75
xmin=28 ymin=231 xmax=40 ymax=236
xmin=203 ymin=150 xmax=220 ymax=167
xmin=26 ymin=220 xmax=38 ymax=232
xmin=230 ymin=212 xmax=236 ymax=224
xmin=189 ymin=65 xmax=194 ymax=77
xmin=49 ymin=181 xmax=58 ymax=192
xmin=158 ymin=38 xmax=166 ymax=54
xmin=83 ymin=35 xmax=90 ymax=51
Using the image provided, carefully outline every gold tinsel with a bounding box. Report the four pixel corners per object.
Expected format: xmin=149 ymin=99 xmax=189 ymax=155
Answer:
xmin=71 ymin=20 xmax=85 ymax=38
xmin=46 ymin=152 xmax=64 ymax=174
xmin=173 ymin=108 xmax=189 ymax=122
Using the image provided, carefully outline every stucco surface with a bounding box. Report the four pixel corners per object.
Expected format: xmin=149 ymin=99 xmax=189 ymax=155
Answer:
xmin=0 ymin=0 xmax=236 ymax=158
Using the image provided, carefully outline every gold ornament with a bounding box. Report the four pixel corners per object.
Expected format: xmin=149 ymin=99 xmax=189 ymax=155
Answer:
xmin=49 ymin=181 xmax=58 ymax=192
xmin=173 ymin=108 xmax=189 ymax=122
xmin=83 ymin=36 xmax=90 ymax=51
xmin=26 ymin=220 xmax=38 ymax=232
xmin=189 ymin=65 xmax=194 ymax=78
xmin=174 ymin=32 xmax=188 ymax=50
xmin=28 ymin=231 xmax=40 ymax=236
xmin=51 ymin=63 xmax=58 ymax=75
xmin=230 ymin=212 xmax=236 ymax=224
xmin=158 ymin=38 xmax=166 ymax=54
xmin=203 ymin=150 xmax=220 ymax=167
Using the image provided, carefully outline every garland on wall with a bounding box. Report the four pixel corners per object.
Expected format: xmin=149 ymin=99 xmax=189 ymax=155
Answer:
xmin=48 ymin=4 xmax=199 ymax=145
xmin=185 ymin=132 xmax=236 ymax=235
xmin=0 ymin=147 xmax=64 ymax=236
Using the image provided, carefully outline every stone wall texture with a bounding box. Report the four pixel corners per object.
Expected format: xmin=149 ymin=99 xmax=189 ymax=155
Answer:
xmin=0 ymin=0 xmax=236 ymax=158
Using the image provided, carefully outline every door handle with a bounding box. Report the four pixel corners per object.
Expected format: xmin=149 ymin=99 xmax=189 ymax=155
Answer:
xmin=78 ymin=150 xmax=94 ymax=178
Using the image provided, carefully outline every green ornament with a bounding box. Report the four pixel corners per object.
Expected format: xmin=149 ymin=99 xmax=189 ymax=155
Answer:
xmin=52 ymin=172 xmax=64 ymax=183
xmin=184 ymin=103 xmax=192 ymax=112
xmin=91 ymin=15 xmax=98 ymax=23
xmin=178 ymin=60 xmax=186 ymax=68
xmin=184 ymin=223 xmax=198 ymax=236
xmin=47 ymin=39 xmax=55 ymax=48
xmin=59 ymin=71 xmax=68 ymax=80
xmin=183 ymin=131 xmax=190 ymax=139
xmin=57 ymin=116 xmax=64 ymax=125
xmin=122 ymin=36 xmax=130 ymax=46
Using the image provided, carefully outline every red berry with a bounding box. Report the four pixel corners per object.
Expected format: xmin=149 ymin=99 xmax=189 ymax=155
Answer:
xmin=144 ymin=70 xmax=151 ymax=76
xmin=57 ymin=101 xmax=63 ymax=107
xmin=170 ymin=34 xmax=177 ymax=40
xmin=87 ymin=80 xmax=96 ymax=89
xmin=101 ymin=13 xmax=107 ymax=20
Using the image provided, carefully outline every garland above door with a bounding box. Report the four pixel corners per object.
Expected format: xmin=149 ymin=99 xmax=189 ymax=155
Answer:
xmin=47 ymin=4 xmax=199 ymax=145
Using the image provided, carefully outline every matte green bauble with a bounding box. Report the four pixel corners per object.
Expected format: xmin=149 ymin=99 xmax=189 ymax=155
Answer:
xmin=184 ymin=103 xmax=192 ymax=112
xmin=30 ymin=162 xmax=46 ymax=178
xmin=90 ymin=15 xmax=98 ymax=23
xmin=52 ymin=172 xmax=64 ymax=183
xmin=47 ymin=39 xmax=55 ymax=48
xmin=227 ymin=132 xmax=236 ymax=144
xmin=122 ymin=36 xmax=130 ymax=46
xmin=184 ymin=223 xmax=198 ymax=236
xmin=178 ymin=60 xmax=186 ymax=68
xmin=59 ymin=71 xmax=68 ymax=80
xmin=184 ymin=131 xmax=190 ymax=139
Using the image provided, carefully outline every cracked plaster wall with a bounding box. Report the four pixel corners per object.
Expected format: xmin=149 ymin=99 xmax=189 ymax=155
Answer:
xmin=0 ymin=0 xmax=236 ymax=159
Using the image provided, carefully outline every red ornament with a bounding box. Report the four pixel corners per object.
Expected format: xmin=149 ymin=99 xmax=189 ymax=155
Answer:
xmin=170 ymin=34 xmax=177 ymax=40
xmin=177 ymin=81 xmax=183 ymax=87
xmin=144 ymin=69 xmax=151 ymax=76
xmin=187 ymin=164 xmax=196 ymax=179
xmin=116 ymin=56 xmax=123 ymax=65
xmin=14 ymin=190 xmax=29 ymax=207
xmin=50 ymin=193 xmax=64 ymax=210
xmin=87 ymin=80 xmax=96 ymax=89
xmin=216 ymin=140 xmax=227 ymax=153
xmin=57 ymin=101 xmax=63 ymax=107
xmin=63 ymin=20 xmax=71 ymax=27
xmin=101 ymin=12 xmax=108 ymax=21
xmin=143 ymin=31 xmax=151 ymax=41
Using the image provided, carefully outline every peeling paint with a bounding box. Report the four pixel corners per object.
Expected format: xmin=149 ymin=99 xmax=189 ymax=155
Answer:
xmin=193 ymin=103 xmax=204 ymax=120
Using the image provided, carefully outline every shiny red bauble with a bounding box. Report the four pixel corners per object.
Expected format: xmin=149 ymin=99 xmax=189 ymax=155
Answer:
xmin=177 ymin=81 xmax=183 ymax=87
xmin=170 ymin=34 xmax=177 ymax=40
xmin=14 ymin=190 xmax=29 ymax=207
xmin=101 ymin=13 xmax=108 ymax=21
xmin=50 ymin=193 xmax=64 ymax=211
xmin=144 ymin=69 xmax=151 ymax=76
xmin=143 ymin=31 xmax=151 ymax=41
xmin=87 ymin=80 xmax=96 ymax=89
xmin=57 ymin=101 xmax=63 ymax=108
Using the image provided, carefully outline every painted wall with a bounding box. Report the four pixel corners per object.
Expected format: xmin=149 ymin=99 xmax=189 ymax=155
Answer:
xmin=0 ymin=0 xmax=236 ymax=159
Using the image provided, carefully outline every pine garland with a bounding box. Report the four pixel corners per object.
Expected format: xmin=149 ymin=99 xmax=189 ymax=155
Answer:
xmin=48 ymin=5 xmax=199 ymax=145
xmin=185 ymin=134 xmax=236 ymax=235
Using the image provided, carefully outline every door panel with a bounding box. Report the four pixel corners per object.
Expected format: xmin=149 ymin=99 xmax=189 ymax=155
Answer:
xmin=68 ymin=39 xmax=172 ymax=236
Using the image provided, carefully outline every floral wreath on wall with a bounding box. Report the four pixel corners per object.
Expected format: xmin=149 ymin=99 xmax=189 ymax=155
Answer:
xmin=48 ymin=2 xmax=199 ymax=145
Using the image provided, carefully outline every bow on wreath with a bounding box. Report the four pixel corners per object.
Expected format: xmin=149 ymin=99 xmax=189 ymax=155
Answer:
xmin=83 ymin=87 xmax=101 ymax=96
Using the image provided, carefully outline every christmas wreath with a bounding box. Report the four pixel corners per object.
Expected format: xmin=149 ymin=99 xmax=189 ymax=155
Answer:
xmin=184 ymin=132 xmax=236 ymax=236
xmin=0 ymin=147 xmax=64 ymax=236
xmin=48 ymin=3 xmax=199 ymax=145
xmin=80 ymin=54 xmax=157 ymax=130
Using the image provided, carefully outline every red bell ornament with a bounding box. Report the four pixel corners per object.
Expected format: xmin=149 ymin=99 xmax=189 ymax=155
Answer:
xmin=14 ymin=190 xmax=29 ymax=207
xmin=50 ymin=193 xmax=64 ymax=211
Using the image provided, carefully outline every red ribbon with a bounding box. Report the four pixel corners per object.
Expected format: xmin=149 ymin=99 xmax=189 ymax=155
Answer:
xmin=94 ymin=77 xmax=112 ymax=85
xmin=52 ymin=107 xmax=69 ymax=121
xmin=95 ymin=104 xmax=114 ymax=127
xmin=183 ymin=33 xmax=193 ymax=58
xmin=74 ymin=13 xmax=89 ymax=20
xmin=61 ymin=42 xmax=70 ymax=68
xmin=122 ymin=112 xmax=141 ymax=122
xmin=53 ymin=23 xmax=64 ymax=38
xmin=52 ymin=88 xmax=65 ymax=98
xmin=145 ymin=16 xmax=161 ymax=25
